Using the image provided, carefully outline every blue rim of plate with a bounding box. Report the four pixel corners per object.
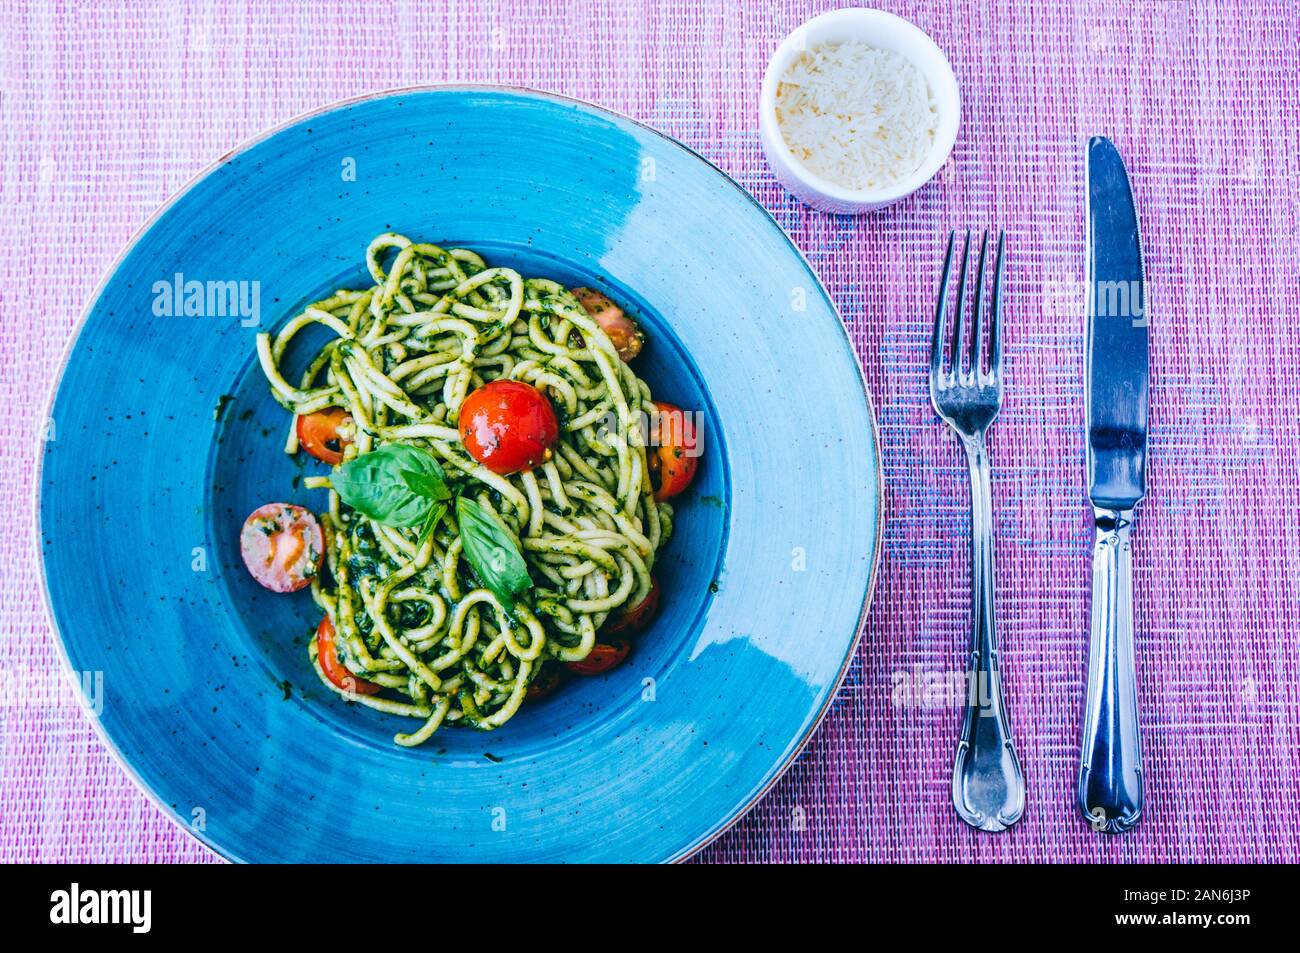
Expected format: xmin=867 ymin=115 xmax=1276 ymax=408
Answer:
xmin=35 ymin=85 xmax=884 ymax=863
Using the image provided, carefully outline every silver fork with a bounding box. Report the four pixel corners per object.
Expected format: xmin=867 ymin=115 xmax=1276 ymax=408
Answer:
xmin=929 ymin=229 xmax=1025 ymax=832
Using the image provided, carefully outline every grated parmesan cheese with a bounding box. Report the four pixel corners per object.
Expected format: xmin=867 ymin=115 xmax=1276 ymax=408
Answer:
xmin=775 ymin=40 xmax=939 ymax=192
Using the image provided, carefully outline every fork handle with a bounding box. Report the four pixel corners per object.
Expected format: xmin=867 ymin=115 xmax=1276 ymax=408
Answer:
xmin=1077 ymin=507 xmax=1143 ymax=833
xmin=951 ymin=438 xmax=1025 ymax=832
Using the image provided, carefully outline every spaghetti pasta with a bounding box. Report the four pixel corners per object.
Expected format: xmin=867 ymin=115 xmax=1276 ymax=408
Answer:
xmin=255 ymin=234 xmax=675 ymax=745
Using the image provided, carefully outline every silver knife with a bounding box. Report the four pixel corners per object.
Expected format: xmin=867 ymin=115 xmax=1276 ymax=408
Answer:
xmin=1079 ymin=136 xmax=1149 ymax=833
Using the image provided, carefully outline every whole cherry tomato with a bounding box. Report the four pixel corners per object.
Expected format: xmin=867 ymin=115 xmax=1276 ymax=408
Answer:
xmin=458 ymin=380 xmax=559 ymax=474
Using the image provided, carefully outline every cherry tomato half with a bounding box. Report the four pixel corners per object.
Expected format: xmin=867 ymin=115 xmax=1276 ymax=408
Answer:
xmin=240 ymin=503 xmax=323 ymax=593
xmin=565 ymin=640 xmax=631 ymax=676
xmin=297 ymin=407 xmax=353 ymax=465
xmin=458 ymin=380 xmax=559 ymax=474
xmin=647 ymin=402 xmax=699 ymax=501
xmin=604 ymin=576 xmax=661 ymax=636
xmin=572 ymin=287 xmax=644 ymax=362
xmin=314 ymin=616 xmax=381 ymax=696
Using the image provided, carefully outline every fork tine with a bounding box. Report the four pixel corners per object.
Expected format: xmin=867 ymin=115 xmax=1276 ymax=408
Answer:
xmin=988 ymin=230 xmax=1006 ymax=379
xmin=930 ymin=231 xmax=957 ymax=380
xmin=968 ymin=230 xmax=990 ymax=375
xmin=949 ymin=230 xmax=972 ymax=377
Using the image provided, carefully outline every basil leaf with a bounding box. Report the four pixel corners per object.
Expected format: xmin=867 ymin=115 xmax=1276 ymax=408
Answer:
xmin=416 ymin=501 xmax=448 ymax=550
xmin=456 ymin=496 xmax=533 ymax=612
xmin=331 ymin=445 xmax=450 ymax=527
xmin=400 ymin=467 xmax=451 ymax=502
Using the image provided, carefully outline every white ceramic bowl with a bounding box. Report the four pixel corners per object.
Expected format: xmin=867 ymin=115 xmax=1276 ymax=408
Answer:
xmin=759 ymin=8 xmax=960 ymax=214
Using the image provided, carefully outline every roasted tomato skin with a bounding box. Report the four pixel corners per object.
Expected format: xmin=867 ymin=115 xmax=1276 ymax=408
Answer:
xmin=239 ymin=503 xmax=323 ymax=593
xmin=315 ymin=616 xmax=382 ymax=695
xmin=572 ymin=287 xmax=644 ymax=361
xmin=565 ymin=640 xmax=631 ymax=676
xmin=297 ymin=408 xmax=352 ymax=465
xmin=647 ymin=402 xmax=700 ymax=501
xmin=604 ymin=576 xmax=661 ymax=635
xmin=458 ymin=380 xmax=559 ymax=474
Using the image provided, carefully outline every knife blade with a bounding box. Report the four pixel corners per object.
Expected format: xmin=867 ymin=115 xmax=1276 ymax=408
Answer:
xmin=1086 ymin=136 xmax=1149 ymax=510
xmin=1078 ymin=136 xmax=1148 ymax=833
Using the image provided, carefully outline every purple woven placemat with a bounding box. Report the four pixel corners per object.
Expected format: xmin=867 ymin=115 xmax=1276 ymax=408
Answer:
xmin=2 ymin=0 xmax=1297 ymax=863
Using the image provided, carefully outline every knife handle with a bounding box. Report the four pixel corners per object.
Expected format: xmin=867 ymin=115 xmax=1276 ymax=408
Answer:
xmin=1078 ymin=507 xmax=1143 ymax=833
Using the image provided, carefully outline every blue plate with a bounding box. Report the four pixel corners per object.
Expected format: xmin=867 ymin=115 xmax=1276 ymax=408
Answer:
xmin=38 ymin=87 xmax=881 ymax=863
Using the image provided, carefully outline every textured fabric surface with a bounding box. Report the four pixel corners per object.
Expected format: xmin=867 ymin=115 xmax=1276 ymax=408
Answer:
xmin=2 ymin=0 xmax=1297 ymax=863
